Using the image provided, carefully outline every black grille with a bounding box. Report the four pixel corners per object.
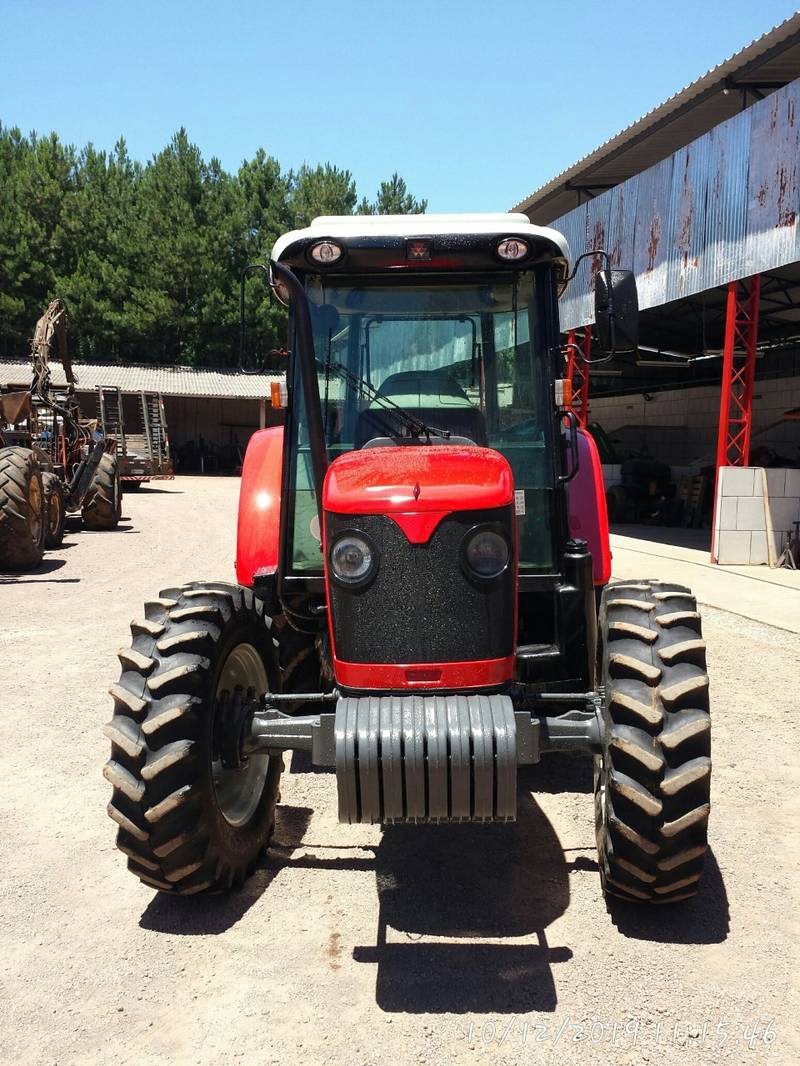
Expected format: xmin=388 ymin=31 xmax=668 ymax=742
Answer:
xmin=326 ymin=507 xmax=515 ymax=664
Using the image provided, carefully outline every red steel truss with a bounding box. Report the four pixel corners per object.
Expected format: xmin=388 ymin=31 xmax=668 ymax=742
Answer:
xmin=565 ymin=327 xmax=591 ymax=428
xmin=711 ymin=275 xmax=761 ymax=562
xmin=715 ymin=276 xmax=762 ymax=469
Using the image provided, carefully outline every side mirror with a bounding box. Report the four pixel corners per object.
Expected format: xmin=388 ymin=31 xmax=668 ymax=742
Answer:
xmin=594 ymin=269 xmax=639 ymax=355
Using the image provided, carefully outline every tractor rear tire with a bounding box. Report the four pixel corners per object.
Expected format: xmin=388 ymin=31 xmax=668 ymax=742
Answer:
xmin=595 ymin=580 xmax=711 ymax=904
xmin=0 ymin=446 xmax=45 ymax=569
xmin=82 ymin=452 xmax=121 ymax=530
xmin=104 ymin=581 xmax=283 ymax=895
xmin=43 ymin=472 xmax=66 ymax=549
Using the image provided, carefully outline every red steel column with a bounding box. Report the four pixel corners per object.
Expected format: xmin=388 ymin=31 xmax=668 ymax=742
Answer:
xmin=710 ymin=275 xmax=761 ymax=562
xmin=565 ymin=327 xmax=591 ymax=428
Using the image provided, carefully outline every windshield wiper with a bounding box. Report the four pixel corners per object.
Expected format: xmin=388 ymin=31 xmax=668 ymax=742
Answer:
xmin=322 ymin=360 xmax=451 ymax=443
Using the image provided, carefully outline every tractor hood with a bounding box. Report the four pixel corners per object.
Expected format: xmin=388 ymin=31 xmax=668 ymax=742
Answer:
xmin=321 ymin=443 xmax=517 ymax=687
xmin=322 ymin=445 xmax=514 ymax=515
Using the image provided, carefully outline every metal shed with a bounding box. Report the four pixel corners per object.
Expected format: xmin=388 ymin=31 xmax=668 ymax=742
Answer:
xmin=0 ymin=359 xmax=282 ymax=474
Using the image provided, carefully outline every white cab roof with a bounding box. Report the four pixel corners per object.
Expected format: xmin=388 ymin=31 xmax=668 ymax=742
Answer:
xmin=271 ymin=212 xmax=570 ymax=264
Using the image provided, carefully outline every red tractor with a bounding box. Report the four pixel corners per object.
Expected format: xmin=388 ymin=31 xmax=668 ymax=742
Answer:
xmin=105 ymin=215 xmax=711 ymax=906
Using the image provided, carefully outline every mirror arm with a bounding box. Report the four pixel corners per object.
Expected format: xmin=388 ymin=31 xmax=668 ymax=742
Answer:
xmin=239 ymin=263 xmax=270 ymax=373
xmin=562 ymin=248 xmax=610 ymax=285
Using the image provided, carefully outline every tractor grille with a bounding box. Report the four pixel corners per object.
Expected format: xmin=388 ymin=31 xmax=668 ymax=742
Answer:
xmin=325 ymin=507 xmax=515 ymax=666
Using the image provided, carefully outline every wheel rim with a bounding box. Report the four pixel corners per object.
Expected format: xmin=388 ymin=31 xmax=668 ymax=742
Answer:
xmin=49 ymin=489 xmax=62 ymax=536
xmin=213 ymin=643 xmax=270 ymax=827
xmin=29 ymin=475 xmax=42 ymax=544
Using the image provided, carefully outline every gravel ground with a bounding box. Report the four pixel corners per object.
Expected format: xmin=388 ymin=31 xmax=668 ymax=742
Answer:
xmin=1 ymin=476 xmax=798 ymax=1066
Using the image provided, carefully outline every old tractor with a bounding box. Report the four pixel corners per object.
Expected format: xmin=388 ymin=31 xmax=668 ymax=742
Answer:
xmin=0 ymin=300 xmax=122 ymax=568
xmin=105 ymin=215 xmax=711 ymax=906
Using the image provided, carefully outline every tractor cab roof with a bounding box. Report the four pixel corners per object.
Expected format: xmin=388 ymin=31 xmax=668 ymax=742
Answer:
xmin=271 ymin=213 xmax=570 ymax=276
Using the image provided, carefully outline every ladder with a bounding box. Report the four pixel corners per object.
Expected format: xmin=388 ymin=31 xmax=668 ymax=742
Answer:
xmin=97 ymin=386 xmax=126 ymax=453
xmin=139 ymin=392 xmax=169 ymax=462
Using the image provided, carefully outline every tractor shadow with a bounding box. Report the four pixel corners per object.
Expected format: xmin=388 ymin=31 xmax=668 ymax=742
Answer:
xmin=353 ymin=788 xmax=572 ymax=1014
xmin=607 ymin=847 xmax=730 ymax=945
xmin=138 ymin=805 xmax=313 ymax=935
xmin=523 ymin=753 xmax=594 ymax=794
xmin=290 ymin=748 xmax=334 ymax=774
xmin=68 ymin=522 xmax=137 ymax=534
xmin=0 ymin=558 xmax=80 ymax=583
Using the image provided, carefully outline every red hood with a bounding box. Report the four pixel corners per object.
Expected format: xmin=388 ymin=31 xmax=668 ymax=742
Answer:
xmin=322 ymin=445 xmax=513 ymax=514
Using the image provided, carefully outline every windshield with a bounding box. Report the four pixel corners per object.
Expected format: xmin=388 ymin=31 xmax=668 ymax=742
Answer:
xmin=288 ymin=271 xmax=555 ymax=573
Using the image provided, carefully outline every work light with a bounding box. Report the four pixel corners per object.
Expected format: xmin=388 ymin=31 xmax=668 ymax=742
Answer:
xmin=309 ymin=241 xmax=343 ymax=265
xmin=496 ymin=237 xmax=529 ymax=261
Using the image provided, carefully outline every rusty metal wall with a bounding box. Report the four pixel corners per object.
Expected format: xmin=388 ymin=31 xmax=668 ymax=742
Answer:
xmin=553 ymin=78 xmax=800 ymax=330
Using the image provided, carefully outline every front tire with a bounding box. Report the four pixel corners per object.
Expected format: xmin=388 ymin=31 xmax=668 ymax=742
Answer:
xmin=104 ymin=582 xmax=283 ymax=894
xmin=0 ymin=446 xmax=45 ymax=568
xmin=595 ymin=580 xmax=711 ymax=904
xmin=82 ymin=452 xmax=122 ymax=530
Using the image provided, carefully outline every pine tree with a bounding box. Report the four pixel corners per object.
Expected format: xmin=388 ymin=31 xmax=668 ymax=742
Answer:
xmin=0 ymin=122 xmax=427 ymax=366
xmin=364 ymin=172 xmax=427 ymax=215
xmin=0 ymin=125 xmax=75 ymax=357
xmin=288 ymin=163 xmax=358 ymax=228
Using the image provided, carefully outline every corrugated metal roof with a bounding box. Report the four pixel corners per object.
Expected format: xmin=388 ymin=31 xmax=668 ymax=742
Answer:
xmin=514 ymin=14 xmax=800 ymax=223
xmin=0 ymin=360 xmax=282 ymax=399
xmin=554 ymin=78 xmax=800 ymax=331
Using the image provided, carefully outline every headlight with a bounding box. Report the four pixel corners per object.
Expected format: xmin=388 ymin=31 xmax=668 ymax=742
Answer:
xmin=330 ymin=533 xmax=376 ymax=585
xmin=462 ymin=528 xmax=510 ymax=579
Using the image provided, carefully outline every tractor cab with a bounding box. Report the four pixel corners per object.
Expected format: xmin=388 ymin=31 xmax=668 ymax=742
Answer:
xmin=253 ymin=214 xmax=610 ymax=691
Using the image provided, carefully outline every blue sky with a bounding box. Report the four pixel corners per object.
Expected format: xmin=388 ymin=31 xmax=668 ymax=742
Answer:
xmin=1 ymin=1 xmax=797 ymax=211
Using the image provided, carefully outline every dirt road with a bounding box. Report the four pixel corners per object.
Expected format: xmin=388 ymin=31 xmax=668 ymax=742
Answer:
xmin=1 ymin=477 xmax=798 ymax=1065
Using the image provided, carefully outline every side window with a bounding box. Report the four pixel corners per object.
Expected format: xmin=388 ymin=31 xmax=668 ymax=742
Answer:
xmin=488 ymin=280 xmax=553 ymax=572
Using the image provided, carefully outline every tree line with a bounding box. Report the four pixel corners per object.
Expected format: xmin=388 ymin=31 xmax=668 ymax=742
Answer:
xmin=0 ymin=124 xmax=426 ymax=368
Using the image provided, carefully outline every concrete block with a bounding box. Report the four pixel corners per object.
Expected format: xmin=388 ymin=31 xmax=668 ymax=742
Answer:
xmin=719 ymin=467 xmax=756 ymax=497
xmin=716 ymin=530 xmax=752 ymax=565
xmin=765 ymin=469 xmax=787 ymax=498
xmin=785 ymin=469 xmax=800 ymax=497
xmin=718 ymin=496 xmax=738 ymax=530
xmin=749 ymin=531 xmax=769 ymax=565
xmin=769 ymin=497 xmax=800 ymax=535
xmin=736 ymin=496 xmax=767 ymax=531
